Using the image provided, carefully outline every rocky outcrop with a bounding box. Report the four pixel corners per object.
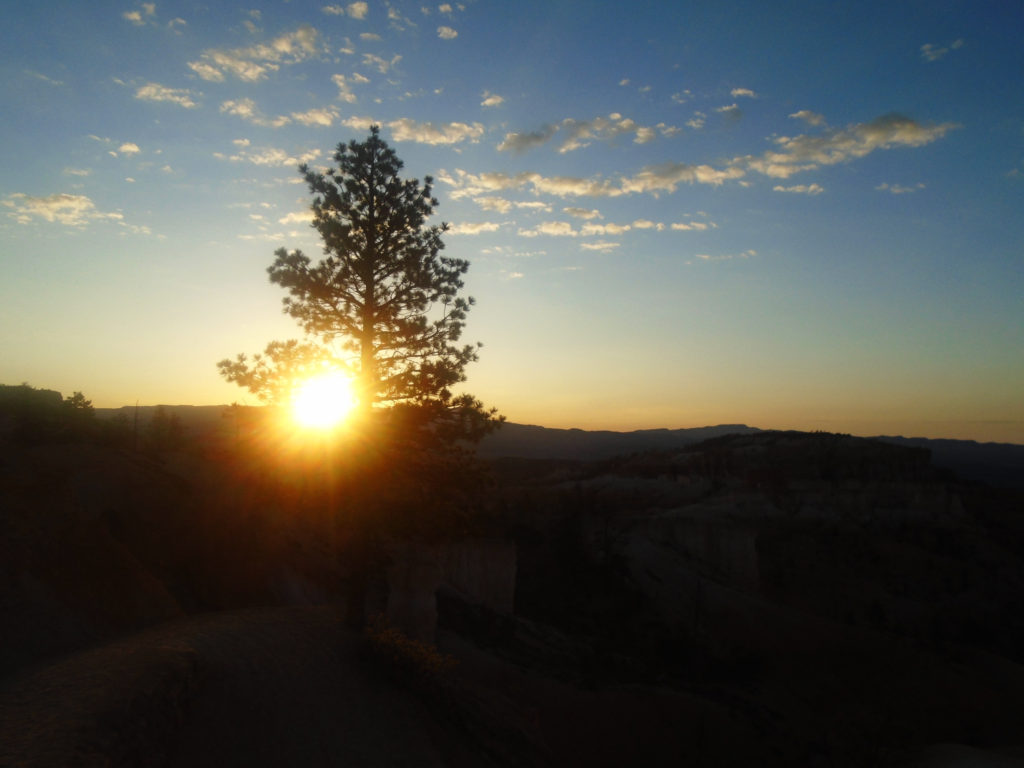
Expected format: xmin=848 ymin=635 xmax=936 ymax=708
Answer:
xmin=385 ymin=538 xmax=517 ymax=644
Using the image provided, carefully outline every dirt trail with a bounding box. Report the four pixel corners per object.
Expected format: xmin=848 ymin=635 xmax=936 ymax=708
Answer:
xmin=0 ymin=606 xmax=457 ymax=767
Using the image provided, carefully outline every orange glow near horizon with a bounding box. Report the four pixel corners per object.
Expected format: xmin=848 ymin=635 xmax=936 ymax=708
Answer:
xmin=291 ymin=371 xmax=358 ymax=430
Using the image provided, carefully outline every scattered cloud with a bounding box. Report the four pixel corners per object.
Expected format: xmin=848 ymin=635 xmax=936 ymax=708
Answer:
xmin=731 ymin=88 xmax=756 ymax=98
xmin=518 ymin=221 xmax=578 ymax=237
xmin=686 ymin=112 xmax=706 ymax=130
xmin=278 ymin=211 xmax=314 ymax=225
xmin=440 ymin=160 xmax=744 ymax=201
xmin=3 ymin=193 xmax=123 ymax=227
xmin=451 ymin=116 xmax=951 ymax=201
xmin=188 ymin=25 xmax=319 ymax=82
xmin=631 ymin=219 xmax=664 ymax=231
xmin=122 ymin=5 xmax=155 ymax=26
xmin=580 ymin=241 xmax=620 ymax=251
xmin=472 ymin=197 xmax=550 ymax=214
xmin=716 ymin=103 xmax=742 ymax=120
xmin=449 ymin=221 xmax=501 ymax=234
xmin=773 ymin=183 xmax=824 ymax=194
xmin=921 ymin=39 xmax=963 ymax=62
xmin=340 ymin=115 xmax=376 ymax=132
xmin=167 ymin=17 xmax=186 ymax=32
xmin=387 ymin=118 xmax=483 ymax=144
xmin=581 ymin=222 xmax=630 ymax=236
xmin=360 ymin=32 xmax=381 ymax=41
xmin=331 ymin=74 xmax=358 ymax=103
xmin=740 ymin=114 xmax=957 ymax=179
xmin=876 ymin=182 xmax=926 ymax=194
xmin=497 ymin=125 xmax=558 ymax=153
xmin=694 ymin=249 xmax=756 ymax=262
xmin=619 ymin=162 xmax=746 ymax=193
xmin=323 ymin=3 xmax=366 ymax=18
xmin=217 ymin=145 xmax=320 ymax=167
xmin=361 ymin=52 xmax=401 ymax=74
xmin=498 ymin=113 xmax=676 ymax=154
xmin=671 ymin=90 xmax=691 ymax=104
xmin=63 ymin=167 xmax=91 ymax=177
xmin=481 ymin=90 xmax=504 ymax=108
xmin=118 ymin=142 xmax=141 ymax=155
xmin=135 ymin=82 xmax=198 ymax=108
xmin=291 ymin=107 xmax=339 ymax=126
xmin=437 ymin=25 xmax=458 ymax=39
xmin=670 ymin=220 xmax=712 ymax=230
xmin=789 ymin=110 xmax=825 ymax=127
xmin=563 ymin=207 xmax=602 ymax=220
xmin=220 ymin=98 xmax=291 ymax=127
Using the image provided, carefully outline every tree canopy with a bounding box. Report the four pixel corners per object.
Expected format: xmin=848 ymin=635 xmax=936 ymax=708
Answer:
xmin=218 ymin=126 xmax=501 ymax=444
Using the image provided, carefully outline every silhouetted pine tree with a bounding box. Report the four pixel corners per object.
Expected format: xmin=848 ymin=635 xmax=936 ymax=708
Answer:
xmin=218 ymin=126 xmax=501 ymax=444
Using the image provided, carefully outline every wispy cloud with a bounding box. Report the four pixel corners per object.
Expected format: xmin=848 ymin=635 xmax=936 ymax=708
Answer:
xmin=773 ymin=183 xmax=824 ymax=194
xmin=921 ymin=39 xmax=963 ymax=62
xmin=135 ymin=82 xmax=198 ymax=108
xmin=876 ymin=182 xmax=926 ymax=194
xmin=188 ymin=26 xmax=319 ymax=82
xmin=25 ymin=70 xmax=64 ymax=86
xmin=694 ymin=249 xmax=756 ymax=262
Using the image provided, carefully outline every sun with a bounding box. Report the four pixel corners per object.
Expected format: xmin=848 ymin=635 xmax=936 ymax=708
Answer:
xmin=291 ymin=370 xmax=358 ymax=429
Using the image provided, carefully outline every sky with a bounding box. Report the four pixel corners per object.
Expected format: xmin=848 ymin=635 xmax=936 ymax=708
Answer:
xmin=2 ymin=0 xmax=1022 ymax=442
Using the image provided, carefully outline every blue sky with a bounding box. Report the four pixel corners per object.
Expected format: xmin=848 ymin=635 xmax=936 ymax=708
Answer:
xmin=2 ymin=0 xmax=1022 ymax=441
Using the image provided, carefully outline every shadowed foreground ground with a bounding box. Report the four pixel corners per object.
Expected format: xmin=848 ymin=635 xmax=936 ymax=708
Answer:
xmin=0 ymin=606 xmax=468 ymax=767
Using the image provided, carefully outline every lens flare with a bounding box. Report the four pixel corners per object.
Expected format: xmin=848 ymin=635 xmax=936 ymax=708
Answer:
xmin=291 ymin=371 xmax=357 ymax=429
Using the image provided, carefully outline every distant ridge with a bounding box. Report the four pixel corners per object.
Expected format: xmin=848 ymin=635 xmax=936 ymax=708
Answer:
xmin=89 ymin=405 xmax=1022 ymax=488
xmin=476 ymin=422 xmax=761 ymax=461
xmin=873 ymin=435 xmax=1024 ymax=489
